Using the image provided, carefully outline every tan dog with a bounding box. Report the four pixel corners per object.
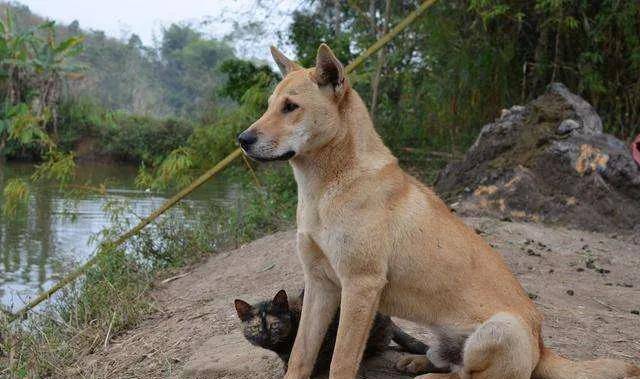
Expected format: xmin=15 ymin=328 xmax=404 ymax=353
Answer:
xmin=237 ymin=44 xmax=640 ymax=379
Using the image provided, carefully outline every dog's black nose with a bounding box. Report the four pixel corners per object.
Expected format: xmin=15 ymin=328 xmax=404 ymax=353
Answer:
xmin=237 ymin=130 xmax=257 ymax=149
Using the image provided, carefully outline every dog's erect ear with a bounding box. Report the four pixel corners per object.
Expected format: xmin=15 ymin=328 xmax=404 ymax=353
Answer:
xmin=270 ymin=46 xmax=301 ymax=77
xmin=234 ymin=299 xmax=253 ymax=321
xmin=272 ymin=289 xmax=289 ymax=312
xmin=314 ymin=43 xmax=347 ymax=96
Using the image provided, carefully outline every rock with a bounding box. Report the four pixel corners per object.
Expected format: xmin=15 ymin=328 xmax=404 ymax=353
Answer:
xmin=548 ymin=83 xmax=602 ymax=135
xmin=435 ymin=83 xmax=640 ymax=233
xmin=179 ymin=332 xmax=416 ymax=379
xmin=181 ymin=332 xmax=284 ymax=379
xmin=558 ymin=119 xmax=579 ymax=134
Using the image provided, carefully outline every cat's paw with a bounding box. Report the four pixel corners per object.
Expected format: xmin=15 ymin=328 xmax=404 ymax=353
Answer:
xmin=414 ymin=374 xmax=460 ymax=379
xmin=396 ymin=354 xmax=429 ymax=374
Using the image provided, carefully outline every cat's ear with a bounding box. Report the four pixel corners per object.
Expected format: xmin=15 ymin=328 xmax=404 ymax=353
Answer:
xmin=234 ymin=299 xmax=253 ymax=321
xmin=272 ymin=290 xmax=289 ymax=312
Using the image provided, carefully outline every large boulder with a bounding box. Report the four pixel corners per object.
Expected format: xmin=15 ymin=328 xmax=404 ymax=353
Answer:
xmin=435 ymin=83 xmax=640 ymax=233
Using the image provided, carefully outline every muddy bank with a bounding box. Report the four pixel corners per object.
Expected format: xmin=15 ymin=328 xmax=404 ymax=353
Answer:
xmin=72 ymin=217 xmax=640 ymax=378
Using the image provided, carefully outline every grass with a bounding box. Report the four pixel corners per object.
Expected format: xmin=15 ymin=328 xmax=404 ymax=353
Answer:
xmin=0 ymin=248 xmax=154 ymax=378
xmin=0 ymin=163 xmax=297 ymax=378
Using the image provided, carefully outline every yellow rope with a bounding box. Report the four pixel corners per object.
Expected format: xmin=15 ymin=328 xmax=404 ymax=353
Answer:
xmin=7 ymin=0 xmax=438 ymax=321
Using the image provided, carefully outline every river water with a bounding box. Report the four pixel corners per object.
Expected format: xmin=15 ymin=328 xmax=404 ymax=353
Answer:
xmin=0 ymin=162 xmax=239 ymax=311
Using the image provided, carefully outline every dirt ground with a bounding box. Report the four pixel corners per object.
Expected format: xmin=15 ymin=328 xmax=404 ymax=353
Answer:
xmin=72 ymin=217 xmax=640 ymax=378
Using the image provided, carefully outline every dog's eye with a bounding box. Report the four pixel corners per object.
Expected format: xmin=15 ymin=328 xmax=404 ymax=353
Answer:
xmin=282 ymin=101 xmax=299 ymax=114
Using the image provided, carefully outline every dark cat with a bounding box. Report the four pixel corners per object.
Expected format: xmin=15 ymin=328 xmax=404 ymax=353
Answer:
xmin=234 ymin=289 xmax=432 ymax=375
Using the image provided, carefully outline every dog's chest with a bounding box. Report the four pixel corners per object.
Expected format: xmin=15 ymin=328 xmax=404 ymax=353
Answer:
xmin=296 ymin=202 xmax=345 ymax=265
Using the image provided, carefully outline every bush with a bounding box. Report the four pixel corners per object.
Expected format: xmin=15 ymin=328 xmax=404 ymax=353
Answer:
xmin=99 ymin=113 xmax=194 ymax=165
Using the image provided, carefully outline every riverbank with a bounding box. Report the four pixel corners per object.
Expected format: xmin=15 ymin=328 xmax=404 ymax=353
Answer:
xmin=0 ymin=160 xmax=247 ymax=310
xmin=0 ymin=158 xmax=300 ymax=378
xmin=71 ymin=217 xmax=640 ymax=378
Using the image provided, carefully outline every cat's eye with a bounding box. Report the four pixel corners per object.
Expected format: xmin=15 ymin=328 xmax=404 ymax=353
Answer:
xmin=282 ymin=100 xmax=299 ymax=114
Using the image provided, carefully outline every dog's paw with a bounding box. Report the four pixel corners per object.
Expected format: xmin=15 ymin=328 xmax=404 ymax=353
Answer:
xmin=396 ymin=354 xmax=429 ymax=374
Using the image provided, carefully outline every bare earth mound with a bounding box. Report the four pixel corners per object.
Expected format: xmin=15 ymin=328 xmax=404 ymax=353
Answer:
xmin=72 ymin=217 xmax=639 ymax=378
xmin=436 ymin=83 xmax=640 ymax=234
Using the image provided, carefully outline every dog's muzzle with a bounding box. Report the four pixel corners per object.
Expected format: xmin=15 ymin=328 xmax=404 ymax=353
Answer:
xmin=237 ymin=130 xmax=295 ymax=162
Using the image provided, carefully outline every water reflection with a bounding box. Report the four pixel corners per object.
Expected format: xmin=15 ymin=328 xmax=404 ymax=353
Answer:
xmin=0 ymin=162 xmax=237 ymax=310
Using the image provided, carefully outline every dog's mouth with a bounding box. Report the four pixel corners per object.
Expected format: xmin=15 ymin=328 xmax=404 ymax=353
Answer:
xmin=245 ymin=150 xmax=296 ymax=162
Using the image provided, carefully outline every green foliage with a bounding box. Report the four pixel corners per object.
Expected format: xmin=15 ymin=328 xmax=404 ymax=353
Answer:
xmin=158 ymin=24 xmax=235 ymax=116
xmin=287 ymin=0 xmax=640 ymax=159
xmin=0 ymin=246 xmax=153 ymax=378
xmin=144 ymin=61 xmax=276 ymax=189
xmin=0 ymin=8 xmax=84 ymax=217
xmin=31 ymin=150 xmax=76 ymax=185
xmin=288 ymin=9 xmax=353 ymax=67
xmin=459 ymin=0 xmax=640 ymax=138
xmin=55 ymin=96 xmax=107 ymax=148
xmin=0 ymin=8 xmax=84 ymax=151
xmin=99 ymin=113 xmax=194 ymax=165
xmin=1 ymin=177 xmax=28 ymax=216
xmin=0 ymin=101 xmax=51 ymax=156
xmin=218 ymin=59 xmax=279 ymax=102
xmin=150 ymin=147 xmax=196 ymax=189
xmin=74 ymin=248 xmax=153 ymax=331
xmin=234 ymin=164 xmax=297 ymax=242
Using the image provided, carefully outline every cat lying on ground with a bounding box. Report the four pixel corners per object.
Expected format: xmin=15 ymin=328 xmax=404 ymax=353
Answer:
xmin=234 ymin=289 xmax=449 ymax=376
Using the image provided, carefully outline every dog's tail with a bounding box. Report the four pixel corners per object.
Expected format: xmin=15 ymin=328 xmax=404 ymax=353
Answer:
xmin=390 ymin=322 xmax=429 ymax=355
xmin=533 ymin=348 xmax=640 ymax=379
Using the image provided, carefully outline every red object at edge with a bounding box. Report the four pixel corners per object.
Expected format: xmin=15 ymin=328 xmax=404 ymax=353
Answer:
xmin=633 ymin=134 xmax=640 ymax=167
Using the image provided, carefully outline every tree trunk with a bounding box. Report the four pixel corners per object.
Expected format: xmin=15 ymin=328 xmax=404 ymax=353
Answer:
xmin=332 ymin=0 xmax=341 ymax=35
xmin=40 ymin=75 xmax=60 ymax=142
xmin=531 ymin=20 xmax=550 ymax=96
xmin=370 ymin=51 xmax=385 ymax=118
xmin=0 ymin=136 xmax=7 ymax=164
xmin=370 ymin=0 xmax=391 ymax=119
xmin=9 ymin=67 xmax=19 ymax=105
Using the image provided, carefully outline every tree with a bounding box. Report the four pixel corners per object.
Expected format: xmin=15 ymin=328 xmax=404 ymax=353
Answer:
xmin=31 ymin=22 xmax=84 ymax=140
xmin=158 ymin=23 xmax=235 ymax=117
xmin=1 ymin=9 xmax=83 ymax=155
xmin=287 ymin=0 xmax=640 ymax=156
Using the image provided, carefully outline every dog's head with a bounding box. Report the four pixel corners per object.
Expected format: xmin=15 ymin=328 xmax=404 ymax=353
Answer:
xmin=238 ymin=44 xmax=349 ymax=161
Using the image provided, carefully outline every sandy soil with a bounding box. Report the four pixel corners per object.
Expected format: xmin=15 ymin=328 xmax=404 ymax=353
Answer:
xmin=72 ymin=217 xmax=640 ymax=378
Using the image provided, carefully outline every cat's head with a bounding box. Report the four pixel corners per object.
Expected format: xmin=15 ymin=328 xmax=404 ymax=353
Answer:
xmin=234 ymin=289 xmax=294 ymax=349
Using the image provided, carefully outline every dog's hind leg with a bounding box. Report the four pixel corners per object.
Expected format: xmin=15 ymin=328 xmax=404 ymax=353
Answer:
xmin=329 ymin=277 xmax=386 ymax=379
xmin=460 ymin=313 xmax=538 ymax=379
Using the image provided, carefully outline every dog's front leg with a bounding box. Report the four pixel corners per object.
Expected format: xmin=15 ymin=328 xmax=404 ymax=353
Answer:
xmin=285 ymin=273 xmax=340 ymax=379
xmin=285 ymin=233 xmax=341 ymax=379
xmin=329 ymin=276 xmax=386 ymax=379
